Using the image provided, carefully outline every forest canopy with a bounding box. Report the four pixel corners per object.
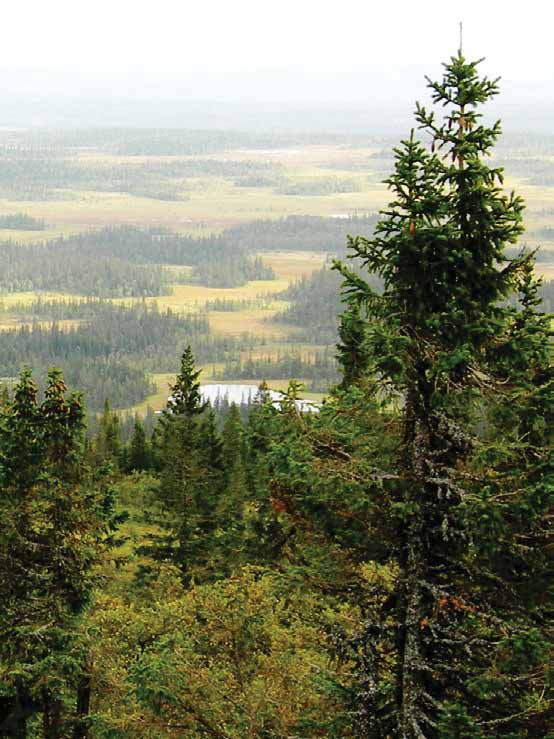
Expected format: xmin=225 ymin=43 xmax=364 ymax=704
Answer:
xmin=0 ymin=51 xmax=552 ymax=739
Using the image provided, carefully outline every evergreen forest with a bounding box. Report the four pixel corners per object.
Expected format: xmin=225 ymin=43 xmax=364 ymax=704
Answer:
xmin=0 ymin=53 xmax=552 ymax=739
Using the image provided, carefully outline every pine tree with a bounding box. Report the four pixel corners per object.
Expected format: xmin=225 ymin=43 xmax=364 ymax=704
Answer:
xmin=334 ymin=52 xmax=552 ymax=738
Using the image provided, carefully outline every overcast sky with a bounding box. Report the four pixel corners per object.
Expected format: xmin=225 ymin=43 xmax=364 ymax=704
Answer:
xmin=1 ymin=0 xmax=552 ymax=102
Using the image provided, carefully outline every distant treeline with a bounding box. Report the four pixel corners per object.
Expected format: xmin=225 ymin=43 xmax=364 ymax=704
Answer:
xmin=274 ymin=268 xmax=344 ymax=344
xmin=202 ymin=298 xmax=261 ymax=312
xmin=75 ymin=218 xmax=377 ymax=260
xmin=195 ymin=255 xmax=274 ymax=288
xmin=0 ymin=127 xmax=369 ymax=202
xmin=222 ymin=214 xmax=379 ymax=253
xmin=0 ymin=153 xmax=284 ymax=201
xmin=0 ymin=212 xmax=45 ymax=230
xmin=217 ymin=349 xmax=339 ymax=391
xmin=0 ymin=226 xmax=277 ymax=294
xmin=534 ymin=227 xmax=554 ymax=241
xmin=0 ymin=216 xmax=384 ymax=296
xmin=276 ymin=177 xmax=362 ymax=196
xmin=0 ymin=299 xmax=264 ymax=409
xmin=0 ymin=240 xmax=170 ymax=297
xmin=0 ymin=215 xmax=379 ymax=297
xmin=492 ymin=157 xmax=554 ymax=186
xmin=0 ymin=302 xmax=203 ymax=408
xmin=0 ymin=127 xmax=370 ymax=156
xmin=274 ymin=266 xmax=383 ymax=344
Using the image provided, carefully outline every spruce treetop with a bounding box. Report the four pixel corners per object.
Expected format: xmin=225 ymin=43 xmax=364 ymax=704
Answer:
xmin=166 ymin=346 xmax=207 ymax=417
xmin=337 ymin=52 xmax=529 ymax=397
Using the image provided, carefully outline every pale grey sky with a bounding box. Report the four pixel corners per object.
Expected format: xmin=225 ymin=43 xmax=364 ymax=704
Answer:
xmin=2 ymin=0 xmax=552 ymax=101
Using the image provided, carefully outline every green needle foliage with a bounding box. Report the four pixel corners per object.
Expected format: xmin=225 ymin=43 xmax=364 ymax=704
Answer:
xmin=333 ymin=51 xmax=552 ymax=738
xmin=126 ymin=417 xmax=151 ymax=472
xmin=336 ymin=301 xmax=371 ymax=389
xmin=0 ymin=369 xmax=114 ymax=737
xmin=152 ymin=347 xmax=225 ymax=582
xmin=166 ymin=345 xmax=207 ymax=418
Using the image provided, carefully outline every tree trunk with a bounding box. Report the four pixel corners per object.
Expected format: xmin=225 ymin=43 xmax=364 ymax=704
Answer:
xmin=397 ymin=527 xmax=428 ymax=739
xmin=0 ymin=694 xmax=29 ymax=739
xmin=73 ymin=655 xmax=93 ymax=739
xmin=42 ymin=693 xmax=63 ymax=739
xmin=396 ymin=380 xmax=433 ymax=739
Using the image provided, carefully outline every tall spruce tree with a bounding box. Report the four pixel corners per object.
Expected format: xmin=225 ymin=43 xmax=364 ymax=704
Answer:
xmin=0 ymin=369 xmax=111 ymax=737
xmin=166 ymin=345 xmax=207 ymax=418
xmin=155 ymin=347 xmax=223 ymax=580
xmin=127 ymin=416 xmax=151 ymax=472
xmin=334 ymin=52 xmax=552 ymax=738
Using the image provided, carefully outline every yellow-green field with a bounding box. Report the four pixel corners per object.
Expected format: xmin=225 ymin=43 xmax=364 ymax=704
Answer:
xmin=207 ymin=310 xmax=296 ymax=339
xmin=0 ymin=247 xmax=322 ymax=316
xmin=109 ymin=280 xmax=288 ymax=312
xmin=260 ymin=251 xmax=329 ymax=280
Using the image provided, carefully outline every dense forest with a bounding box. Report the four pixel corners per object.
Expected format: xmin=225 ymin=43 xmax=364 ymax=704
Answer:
xmin=216 ymin=347 xmax=339 ymax=390
xmin=0 ymin=54 xmax=552 ymax=739
xmin=0 ymin=290 xmax=342 ymax=409
xmin=0 ymin=299 xmax=272 ymax=410
xmin=0 ymin=154 xmax=285 ymax=201
xmin=222 ymin=214 xmax=379 ymax=252
xmin=0 ymin=227 xmax=277 ymax=294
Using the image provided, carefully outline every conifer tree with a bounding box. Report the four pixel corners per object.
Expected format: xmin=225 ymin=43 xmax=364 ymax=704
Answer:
xmin=157 ymin=347 xmax=207 ymax=509
xmin=93 ymin=399 xmax=122 ymax=467
xmin=127 ymin=416 xmax=151 ymax=472
xmin=0 ymin=384 xmax=9 ymax=410
xmin=206 ymin=403 xmax=249 ymax=573
xmin=334 ymin=52 xmax=552 ymax=738
xmin=222 ymin=402 xmax=246 ymax=477
xmin=197 ymin=407 xmax=224 ymax=477
xmin=154 ymin=347 xmax=221 ymax=580
xmin=0 ymin=369 xmax=110 ymax=736
xmin=166 ymin=345 xmax=207 ymax=418
xmin=336 ymin=301 xmax=371 ymax=389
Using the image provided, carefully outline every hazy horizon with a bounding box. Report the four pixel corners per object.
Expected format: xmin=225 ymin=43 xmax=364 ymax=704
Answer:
xmin=1 ymin=0 xmax=551 ymax=132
